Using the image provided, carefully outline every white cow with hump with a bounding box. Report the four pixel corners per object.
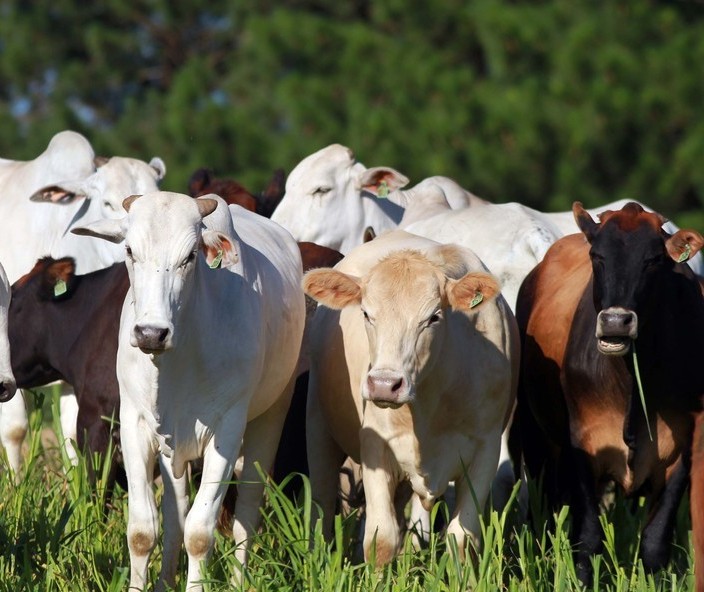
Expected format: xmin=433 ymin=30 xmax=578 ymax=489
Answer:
xmin=303 ymin=230 xmax=518 ymax=565
xmin=270 ymin=143 xmax=485 ymax=254
xmin=73 ymin=192 xmax=305 ymax=590
xmin=0 ymin=130 xmax=165 ymax=475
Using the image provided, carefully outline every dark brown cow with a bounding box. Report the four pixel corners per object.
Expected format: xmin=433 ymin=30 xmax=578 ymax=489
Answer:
xmin=9 ymin=258 xmax=128 ymax=489
xmin=513 ymin=202 xmax=704 ymax=584
xmin=188 ymin=167 xmax=286 ymax=218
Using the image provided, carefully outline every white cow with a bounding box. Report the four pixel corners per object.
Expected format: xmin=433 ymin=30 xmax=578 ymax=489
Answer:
xmin=73 ymin=192 xmax=305 ymax=590
xmin=0 ymin=131 xmax=165 ymax=474
xmin=303 ymin=230 xmax=518 ymax=564
xmin=271 ymin=143 xmax=484 ymax=253
xmin=403 ymin=202 xmax=564 ymax=313
xmin=0 ymin=264 xmax=17 ymax=406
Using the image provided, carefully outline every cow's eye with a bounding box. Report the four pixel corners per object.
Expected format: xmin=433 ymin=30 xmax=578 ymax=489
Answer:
xmin=313 ymin=186 xmax=331 ymax=196
xmin=125 ymin=246 xmax=133 ymax=259
xmin=426 ymin=310 xmax=442 ymax=326
xmin=181 ymin=251 xmax=197 ymax=268
xmin=103 ymin=200 xmax=116 ymax=212
xmin=362 ymin=310 xmax=373 ymax=324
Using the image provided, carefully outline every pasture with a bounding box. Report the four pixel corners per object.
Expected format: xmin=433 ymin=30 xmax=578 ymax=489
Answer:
xmin=0 ymin=389 xmax=693 ymax=591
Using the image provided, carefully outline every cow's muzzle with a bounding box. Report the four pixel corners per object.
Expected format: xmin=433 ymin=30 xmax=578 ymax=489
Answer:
xmin=0 ymin=378 xmax=17 ymax=403
xmin=132 ymin=324 xmax=172 ymax=353
xmin=363 ymin=369 xmax=411 ymax=409
xmin=595 ymin=307 xmax=638 ymax=356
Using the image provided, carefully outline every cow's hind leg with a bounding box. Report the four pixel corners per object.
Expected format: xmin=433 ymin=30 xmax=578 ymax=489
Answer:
xmin=307 ymin=379 xmax=347 ymax=540
xmin=157 ymin=453 xmax=189 ymax=591
xmin=0 ymin=393 xmax=27 ymax=477
xmin=641 ymin=455 xmax=689 ymax=571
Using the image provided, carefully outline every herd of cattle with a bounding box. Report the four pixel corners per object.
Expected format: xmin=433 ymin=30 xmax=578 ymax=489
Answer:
xmin=0 ymin=132 xmax=703 ymax=589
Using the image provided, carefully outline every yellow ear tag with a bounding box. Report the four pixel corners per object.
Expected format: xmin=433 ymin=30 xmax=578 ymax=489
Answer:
xmin=54 ymin=278 xmax=67 ymax=297
xmin=377 ymin=180 xmax=389 ymax=198
xmin=209 ymin=249 xmax=223 ymax=269
xmin=470 ymin=291 xmax=484 ymax=308
xmin=677 ymin=243 xmax=691 ymax=263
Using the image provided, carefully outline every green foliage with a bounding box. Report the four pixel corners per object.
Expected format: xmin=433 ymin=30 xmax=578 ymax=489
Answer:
xmin=1 ymin=1 xmax=704 ymax=221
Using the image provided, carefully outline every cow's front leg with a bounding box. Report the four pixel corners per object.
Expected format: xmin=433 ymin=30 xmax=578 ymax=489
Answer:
xmin=569 ymin=446 xmax=602 ymax=586
xmin=184 ymin=411 xmax=245 ymax=591
xmin=361 ymin=427 xmax=400 ymax=566
xmin=121 ymin=407 xmax=158 ymax=591
xmin=233 ymin=382 xmax=296 ymax=581
xmin=0 ymin=392 xmax=27 ymax=478
xmin=157 ymin=453 xmax=189 ymax=591
xmin=641 ymin=454 xmax=689 ymax=571
xmin=448 ymin=434 xmax=501 ymax=557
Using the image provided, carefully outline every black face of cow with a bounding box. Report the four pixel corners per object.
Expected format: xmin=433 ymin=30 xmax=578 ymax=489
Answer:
xmin=577 ymin=203 xmax=671 ymax=356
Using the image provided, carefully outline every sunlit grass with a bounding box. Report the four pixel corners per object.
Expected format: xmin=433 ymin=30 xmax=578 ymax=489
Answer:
xmin=0 ymin=390 xmax=694 ymax=590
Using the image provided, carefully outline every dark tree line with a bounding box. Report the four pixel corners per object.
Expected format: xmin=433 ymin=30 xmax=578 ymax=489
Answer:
xmin=1 ymin=0 xmax=704 ymax=227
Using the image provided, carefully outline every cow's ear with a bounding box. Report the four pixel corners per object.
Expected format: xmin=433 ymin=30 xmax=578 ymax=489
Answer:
xmin=303 ymin=269 xmax=362 ymax=309
xmin=149 ymin=157 xmax=166 ymax=182
xmin=29 ymin=182 xmax=85 ymax=204
xmin=358 ymin=167 xmax=409 ymax=197
xmin=201 ymin=230 xmax=239 ymax=268
xmin=573 ymin=202 xmax=599 ymax=242
xmin=446 ymin=271 xmax=500 ymax=313
xmin=666 ymin=229 xmax=704 ymax=263
xmin=71 ymin=218 xmax=126 ymax=244
xmin=42 ymin=258 xmax=76 ymax=300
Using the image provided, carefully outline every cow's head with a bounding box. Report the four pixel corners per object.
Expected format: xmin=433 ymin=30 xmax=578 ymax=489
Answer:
xmin=30 ymin=155 xmax=166 ymax=219
xmin=71 ymin=191 xmax=237 ymax=353
xmin=303 ymin=247 xmax=499 ymax=408
xmin=574 ymin=201 xmax=704 ymax=356
xmin=270 ymin=144 xmax=408 ymax=254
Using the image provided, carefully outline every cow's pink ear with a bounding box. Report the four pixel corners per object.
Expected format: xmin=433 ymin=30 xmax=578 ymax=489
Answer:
xmin=358 ymin=167 xmax=409 ymax=197
xmin=201 ymin=230 xmax=238 ymax=268
xmin=446 ymin=272 xmax=500 ymax=313
xmin=29 ymin=185 xmax=82 ymax=204
xmin=666 ymin=229 xmax=704 ymax=263
xmin=573 ymin=202 xmax=599 ymax=242
xmin=302 ymin=269 xmax=361 ymax=309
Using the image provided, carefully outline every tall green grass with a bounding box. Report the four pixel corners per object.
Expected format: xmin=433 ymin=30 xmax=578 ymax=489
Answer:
xmin=0 ymin=390 xmax=694 ymax=591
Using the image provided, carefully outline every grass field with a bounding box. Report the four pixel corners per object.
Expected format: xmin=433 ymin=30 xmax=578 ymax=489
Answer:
xmin=0 ymin=390 xmax=694 ymax=591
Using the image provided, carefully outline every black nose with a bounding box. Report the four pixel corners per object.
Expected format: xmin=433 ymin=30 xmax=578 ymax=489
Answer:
xmin=0 ymin=380 xmax=17 ymax=403
xmin=133 ymin=325 xmax=170 ymax=351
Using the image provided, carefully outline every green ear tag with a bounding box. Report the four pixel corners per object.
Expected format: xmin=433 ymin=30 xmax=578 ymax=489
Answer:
xmin=377 ymin=180 xmax=389 ymax=198
xmin=209 ymin=249 xmax=223 ymax=269
xmin=678 ymin=243 xmax=692 ymax=263
xmin=54 ymin=279 xmax=67 ymax=297
xmin=470 ymin=291 xmax=484 ymax=308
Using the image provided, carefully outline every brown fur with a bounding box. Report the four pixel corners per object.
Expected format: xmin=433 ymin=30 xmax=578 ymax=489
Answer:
xmin=692 ymin=410 xmax=704 ymax=592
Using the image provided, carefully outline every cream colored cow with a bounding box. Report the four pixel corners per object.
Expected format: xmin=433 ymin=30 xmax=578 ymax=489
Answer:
xmin=303 ymin=230 xmax=518 ymax=564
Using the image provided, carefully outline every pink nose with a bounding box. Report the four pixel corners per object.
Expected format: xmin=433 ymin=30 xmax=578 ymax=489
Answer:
xmin=366 ymin=370 xmax=408 ymax=407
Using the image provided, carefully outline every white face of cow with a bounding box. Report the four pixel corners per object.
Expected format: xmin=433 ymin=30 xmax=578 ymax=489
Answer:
xmin=71 ymin=192 xmax=235 ymax=353
xmin=303 ymin=249 xmax=500 ymax=408
xmin=271 ymin=144 xmax=408 ymax=253
xmin=31 ymin=156 xmax=166 ymax=221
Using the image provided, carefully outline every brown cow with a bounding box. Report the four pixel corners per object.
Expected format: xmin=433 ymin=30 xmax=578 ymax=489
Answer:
xmin=188 ymin=167 xmax=285 ymax=217
xmin=513 ymin=202 xmax=704 ymax=584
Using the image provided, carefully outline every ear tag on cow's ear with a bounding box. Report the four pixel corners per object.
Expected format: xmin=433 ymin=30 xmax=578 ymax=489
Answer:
xmin=209 ymin=249 xmax=223 ymax=269
xmin=377 ymin=181 xmax=389 ymax=198
xmin=678 ymin=243 xmax=692 ymax=263
xmin=54 ymin=278 xmax=67 ymax=297
xmin=470 ymin=291 xmax=484 ymax=308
